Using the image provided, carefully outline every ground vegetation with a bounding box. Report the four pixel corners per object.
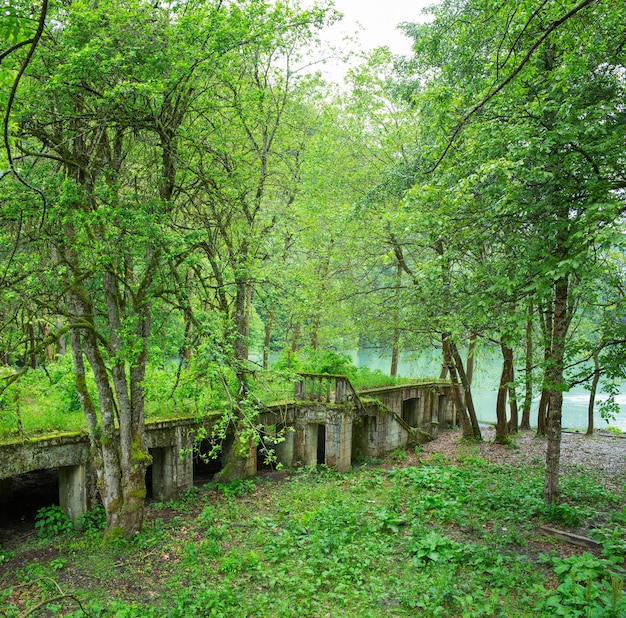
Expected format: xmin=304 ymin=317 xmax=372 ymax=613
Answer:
xmin=1 ymin=0 xmax=625 ymax=534
xmin=1 ymin=429 xmax=625 ymax=617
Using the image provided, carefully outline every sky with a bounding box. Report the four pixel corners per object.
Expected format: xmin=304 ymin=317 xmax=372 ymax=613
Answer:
xmin=326 ymin=0 xmax=437 ymax=56
xmin=304 ymin=0 xmax=440 ymax=82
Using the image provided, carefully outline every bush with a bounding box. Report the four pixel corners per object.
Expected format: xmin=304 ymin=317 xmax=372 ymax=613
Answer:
xmin=273 ymin=349 xmax=358 ymax=380
xmin=76 ymin=504 xmax=106 ymax=533
xmin=35 ymin=504 xmax=73 ymax=538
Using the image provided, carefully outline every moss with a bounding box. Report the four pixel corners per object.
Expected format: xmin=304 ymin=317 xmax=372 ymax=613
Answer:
xmin=108 ymin=498 xmax=122 ymax=514
xmin=130 ymin=435 xmax=152 ymax=465
xmin=103 ymin=525 xmax=124 ymax=543
xmin=126 ymin=487 xmax=147 ymax=502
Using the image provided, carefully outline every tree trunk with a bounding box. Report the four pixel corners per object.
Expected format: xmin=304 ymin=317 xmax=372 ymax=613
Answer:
xmin=234 ymin=276 xmax=250 ymax=362
xmin=390 ymin=330 xmax=399 ymax=377
xmin=544 ymin=276 xmax=570 ymax=505
xmin=390 ymin=261 xmax=402 ymax=377
xmin=79 ymin=323 xmax=124 ymax=531
xmin=537 ymin=389 xmax=549 ymax=436
xmin=586 ymin=349 xmax=601 ymax=436
xmin=41 ymin=323 xmax=55 ymax=361
xmin=521 ymin=301 xmax=533 ymax=430
xmin=28 ymin=323 xmax=37 ymax=369
xmin=508 ymin=369 xmax=519 ymax=434
xmin=442 ymin=334 xmax=473 ymax=438
xmin=310 ymin=316 xmax=320 ymax=350
xmin=451 ymin=342 xmax=482 ymax=440
xmin=102 ymin=269 xmax=151 ymax=536
xmin=290 ymin=320 xmax=301 ymax=354
xmin=495 ymin=340 xmax=511 ymax=444
xmin=466 ymin=332 xmax=477 ymax=385
xmin=263 ymin=307 xmax=274 ymax=370
xmin=215 ymin=420 xmax=256 ymax=483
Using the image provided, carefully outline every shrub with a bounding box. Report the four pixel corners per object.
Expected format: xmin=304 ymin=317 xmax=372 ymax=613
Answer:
xmin=76 ymin=504 xmax=106 ymax=533
xmin=35 ymin=504 xmax=73 ymax=538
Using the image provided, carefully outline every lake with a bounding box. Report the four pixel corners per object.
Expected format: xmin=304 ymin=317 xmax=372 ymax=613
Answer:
xmin=347 ymin=348 xmax=626 ymax=432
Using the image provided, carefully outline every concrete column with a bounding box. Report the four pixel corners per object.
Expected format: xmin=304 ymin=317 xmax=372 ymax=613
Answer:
xmin=274 ymin=427 xmax=295 ymax=468
xmin=325 ymin=415 xmax=352 ymax=472
xmin=305 ymin=423 xmax=319 ymax=467
xmin=150 ymin=448 xmax=166 ymax=501
xmin=59 ymin=464 xmax=87 ymax=523
xmin=150 ymin=428 xmax=194 ymax=501
xmin=293 ymin=422 xmax=307 ymax=466
xmin=174 ymin=427 xmax=194 ymax=494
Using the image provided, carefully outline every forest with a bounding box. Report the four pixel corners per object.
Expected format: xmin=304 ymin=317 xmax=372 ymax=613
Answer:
xmin=1 ymin=0 xmax=625 ymax=544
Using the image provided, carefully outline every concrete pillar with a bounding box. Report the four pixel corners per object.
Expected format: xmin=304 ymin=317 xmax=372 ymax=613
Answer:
xmin=325 ymin=415 xmax=352 ymax=472
xmin=274 ymin=427 xmax=295 ymax=468
xmin=59 ymin=464 xmax=87 ymax=523
xmin=150 ymin=428 xmax=194 ymax=501
xmin=305 ymin=423 xmax=319 ymax=467
xmin=175 ymin=428 xmax=194 ymax=494
xmin=150 ymin=447 xmax=166 ymax=501
xmin=293 ymin=422 xmax=308 ymax=466
xmin=0 ymin=478 xmax=13 ymax=504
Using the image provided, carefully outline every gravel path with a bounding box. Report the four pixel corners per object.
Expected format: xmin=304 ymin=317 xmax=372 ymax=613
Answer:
xmin=420 ymin=424 xmax=626 ymax=482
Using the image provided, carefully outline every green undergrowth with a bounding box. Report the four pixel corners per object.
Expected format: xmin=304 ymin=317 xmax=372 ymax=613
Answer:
xmin=1 ymin=453 xmax=625 ymax=617
xmin=0 ymin=351 xmax=430 ymax=442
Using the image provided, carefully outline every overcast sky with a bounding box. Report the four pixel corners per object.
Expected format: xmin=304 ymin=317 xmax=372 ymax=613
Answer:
xmin=326 ymin=0 xmax=437 ymax=56
xmin=303 ymin=0 xmax=440 ymax=82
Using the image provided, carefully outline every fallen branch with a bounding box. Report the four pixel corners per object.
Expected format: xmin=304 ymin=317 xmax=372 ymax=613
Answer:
xmin=539 ymin=525 xmax=602 ymax=549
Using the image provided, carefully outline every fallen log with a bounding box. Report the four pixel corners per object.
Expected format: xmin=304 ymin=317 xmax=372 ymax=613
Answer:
xmin=539 ymin=525 xmax=602 ymax=550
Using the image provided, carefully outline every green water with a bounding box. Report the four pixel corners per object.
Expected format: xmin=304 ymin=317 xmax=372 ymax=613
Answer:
xmin=348 ymin=348 xmax=626 ymax=432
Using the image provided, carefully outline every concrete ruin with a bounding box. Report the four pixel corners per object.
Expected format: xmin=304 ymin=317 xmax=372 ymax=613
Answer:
xmin=0 ymin=377 xmax=455 ymax=522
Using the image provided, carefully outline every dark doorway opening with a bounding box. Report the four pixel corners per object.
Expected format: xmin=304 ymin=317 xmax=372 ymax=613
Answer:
xmin=317 ymin=424 xmax=326 ymax=465
xmin=193 ymin=439 xmax=225 ymax=484
xmin=402 ymin=398 xmax=419 ymax=426
xmin=0 ymin=468 xmax=59 ymax=540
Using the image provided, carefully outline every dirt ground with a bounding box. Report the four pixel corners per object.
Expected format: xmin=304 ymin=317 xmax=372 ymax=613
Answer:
xmin=420 ymin=424 xmax=626 ymax=483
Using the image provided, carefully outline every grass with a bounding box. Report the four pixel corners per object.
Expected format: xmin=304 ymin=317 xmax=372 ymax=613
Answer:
xmin=0 ymin=356 xmax=437 ymax=442
xmin=1 ymin=451 xmax=625 ymax=617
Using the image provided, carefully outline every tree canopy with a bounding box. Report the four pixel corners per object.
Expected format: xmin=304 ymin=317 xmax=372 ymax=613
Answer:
xmin=1 ymin=0 xmax=625 ymax=530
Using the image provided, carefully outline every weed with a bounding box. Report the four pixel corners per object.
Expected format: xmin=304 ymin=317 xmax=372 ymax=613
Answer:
xmin=49 ymin=556 xmax=67 ymax=571
xmin=0 ymin=543 xmax=14 ymax=564
xmin=539 ymin=552 xmax=626 ymax=616
xmin=5 ymin=446 xmax=625 ymax=617
xmin=408 ymin=530 xmax=465 ymax=566
xmin=590 ymin=526 xmax=626 ymax=564
xmin=34 ymin=504 xmax=73 ymax=538
xmin=388 ymin=447 xmax=408 ymax=462
xmin=220 ymin=549 xmax=259 ymax=573
xmin=216 ymin=478 xmax=256 ymax=498
xmin=166 ymin=486 xmax=200 ymax=510
xmin=76 ymin=504 xmax=106 ymax=533
xmin=605 ymin=426 xmax=623 ymax=435
xmin=543 ymin=502 xmax=587 ymax=527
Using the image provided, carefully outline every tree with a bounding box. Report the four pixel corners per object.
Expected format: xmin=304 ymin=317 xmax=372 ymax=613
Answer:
xmin=400 ymin=0 xmax=626 ymax=502
xmin=174 ymin=1 xmax=337 ymax=480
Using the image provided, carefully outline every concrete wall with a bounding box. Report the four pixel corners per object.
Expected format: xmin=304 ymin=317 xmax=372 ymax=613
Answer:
xmin=352 ymin=402 xmax=410 ymax=459
xmin=361 ymin=383 xmax=457 ymax=428
xmin=0 ymin=420 xmax=198 ymax=521
xmin=285 ymin=404 xmax=354 ymax=472
xmin=0 ymin=434 xmax=90 ymax=480
xmin=0 ymin=382 xmax=455 ymax=521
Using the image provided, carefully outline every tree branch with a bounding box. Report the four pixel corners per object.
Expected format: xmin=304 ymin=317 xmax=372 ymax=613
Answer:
xmin=430 ymin=0 xmax=598 ymax=173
